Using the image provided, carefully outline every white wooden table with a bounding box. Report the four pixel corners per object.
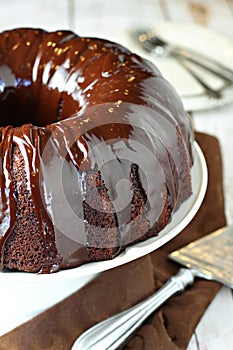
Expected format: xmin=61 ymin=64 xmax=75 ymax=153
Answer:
xmin=0 ymin=0 xmax=232 ymax=348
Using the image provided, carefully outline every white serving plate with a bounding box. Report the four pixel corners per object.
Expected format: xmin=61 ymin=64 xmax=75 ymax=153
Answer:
xmin=0 ymin=141 xmax=207 ymax=336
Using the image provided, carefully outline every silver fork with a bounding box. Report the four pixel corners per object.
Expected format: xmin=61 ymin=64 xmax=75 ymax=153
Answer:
xmin=131 ymin=28 xmax=233 ymax=84
xmin=130 ymin=28 xmax=233 ymax=99
xmin=178 ymin=59 xmax=222 ymax=99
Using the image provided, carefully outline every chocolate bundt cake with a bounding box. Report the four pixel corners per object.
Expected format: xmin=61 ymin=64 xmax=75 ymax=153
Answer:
xmin=0 ymin=28 xmax=193 ymax=273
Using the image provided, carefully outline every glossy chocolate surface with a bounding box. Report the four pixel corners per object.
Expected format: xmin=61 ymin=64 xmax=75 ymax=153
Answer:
xmin=0 ymin=28 xmax=193 ymax=272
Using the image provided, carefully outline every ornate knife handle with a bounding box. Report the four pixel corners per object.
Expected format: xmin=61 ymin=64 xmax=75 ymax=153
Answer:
xmin=72 ymin=268 xmax=195 ymax=350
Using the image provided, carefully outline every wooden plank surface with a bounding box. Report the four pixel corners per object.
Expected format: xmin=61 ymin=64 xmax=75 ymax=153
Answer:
xmin=0 ymin=0 xmax=70 ymax=31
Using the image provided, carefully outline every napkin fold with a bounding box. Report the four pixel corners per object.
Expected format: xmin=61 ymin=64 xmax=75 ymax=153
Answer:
xmin=0 ymin=132 xmax=226 ymax=350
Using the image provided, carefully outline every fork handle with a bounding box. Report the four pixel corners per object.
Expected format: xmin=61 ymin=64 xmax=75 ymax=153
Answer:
xmin=72 ymin=268 xmax=195 ymax=350
xmin=171 ymin=45 xmax=233 ymax=82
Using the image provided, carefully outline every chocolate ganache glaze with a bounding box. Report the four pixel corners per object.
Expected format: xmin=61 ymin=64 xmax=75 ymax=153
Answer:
xmin=0 ymin=28 xmax=193 ymax=273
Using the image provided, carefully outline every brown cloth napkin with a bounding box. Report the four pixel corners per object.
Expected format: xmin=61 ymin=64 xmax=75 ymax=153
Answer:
xmin=0 ymin=132 xmax=226 ymax=350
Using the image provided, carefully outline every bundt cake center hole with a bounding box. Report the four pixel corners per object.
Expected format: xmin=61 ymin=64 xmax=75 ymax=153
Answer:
xmin=0 ymin=86 xmax=80 ymax=127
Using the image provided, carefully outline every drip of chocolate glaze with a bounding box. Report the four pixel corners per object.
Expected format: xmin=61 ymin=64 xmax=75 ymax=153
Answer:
xmin=12 ymin=125 xmax=61 ymax=272
xmin=0 ymin=28 xmax=193 ymax=272
xmin=0 ymin=127 xmax=17 ymax=269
